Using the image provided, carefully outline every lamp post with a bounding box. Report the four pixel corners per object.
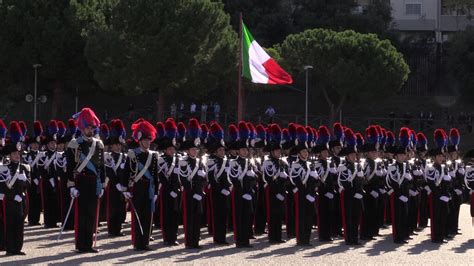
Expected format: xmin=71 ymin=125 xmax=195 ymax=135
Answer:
xmin=33 ymin=64 xmax=42 ymax=122
xmin=304 ymin=65 xmax=313 ymax=126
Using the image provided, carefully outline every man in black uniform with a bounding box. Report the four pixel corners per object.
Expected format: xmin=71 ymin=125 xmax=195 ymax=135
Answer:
xmin=104 ymin=119 xmax=127 ymax=237
xmin=415 ymin=132 xmax=429 ymax=229
xmin=177 ymin=119 xmax=206 ymax=249
xmin=66 ymin=108 xmax=105 ymax=253
xmin=121 ymin=119 xmax=158 ymax=251
xmin=329 ymin=122 xmax=344 ymax=238
xmin=207 ymin=122 xmax=231 ymax=245
xmin=262 ymin=124 xmax=288 ymax=244
xmin=446 ymin=128 xmax=464 ymax=237
xmin=360 ymin=126 xmax=385 ymax=241
xmin=156 ymin=119 xmax=181 ymax=246
xmin=25 ymin=121 xmax=44 ymax=226
xmin=289 ymin=126 xmax=319 ymax=246
xmin=386 ymin=127 xmax=412 ymax=244
xmin=0 ymin=121 xmax=31 ymax=255
xmin=41 ymin=120 xmax=59 ymax=228
xmin=425 ymin=129 xmax=451 ymax=244
xmin=228 ymin=121 xmax=256 ymax=248
xmin=314 ymin=125 xmax=338 ymax=242
xmin=337 ymin=128 xmax=364 ymax=246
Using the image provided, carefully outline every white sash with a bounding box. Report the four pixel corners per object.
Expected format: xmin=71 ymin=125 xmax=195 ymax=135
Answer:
xmin=76 ymin=139 xmax=97 ymax=173
xmin=133 ymin=151 xmax=153 ymax=183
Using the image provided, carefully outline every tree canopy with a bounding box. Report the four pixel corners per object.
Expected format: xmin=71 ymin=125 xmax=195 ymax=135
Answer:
xmin=277 ymin=28 xmax=410 ymax=120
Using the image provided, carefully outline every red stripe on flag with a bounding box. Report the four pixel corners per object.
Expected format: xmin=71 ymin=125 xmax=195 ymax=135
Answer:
xmin=262 ymin=58 xmax=293 ymax=85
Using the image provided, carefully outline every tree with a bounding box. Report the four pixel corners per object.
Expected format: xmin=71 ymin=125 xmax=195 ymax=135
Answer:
xmin=85 ymin=0 xmax=237 ymax=119
xmin=277 ymin=28 xmax=409 ymax=122
xmin=445 ymin=26 xmax=474 ymax=100
xmin=0 ymin=0 xmax=97 ymax=119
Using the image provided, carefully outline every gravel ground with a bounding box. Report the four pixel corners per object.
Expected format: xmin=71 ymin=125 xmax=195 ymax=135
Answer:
xmin=0 ymin=205 xmax=472 ymax=265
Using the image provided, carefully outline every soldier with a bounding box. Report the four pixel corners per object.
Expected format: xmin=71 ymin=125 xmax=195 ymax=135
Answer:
xmin=228 ymin=121 xmax=256 ymax=248
xmin=66 ymin=108 xmax=105 ymax=253
xmin=104 ymin=119 xmax=127 ymax=237
xmin=329 ymin=122 xmax=344 ymax=237
xmin=55 ymin=121 xmax=69 ymax=227
xmin=425 ymin=129 xmax=451 ymax=244
xmin=282 ymin=124 xmax=297 ymax=238
xmin=289 ymin=126 xmax=319 ymax=246
xmin=0 ymin=121 xmax=31 ymax=255
xmin=121 ymin=119 xmax=158 ymax=251
xmin=156 ymin=119 xmax=181 ymax=246
xmin=206 ymin=122 xmax=231 ymax=245
xmin=446 ymin=128 xmax=464 ymax=237
xmin=25 ymin=121 xmax=44 ymax=226
xmin=337 ymin=128 xmax=364 ymax=246
xmin=415 ymin=132 xmax=429 ymax=229
xmin=41 ymin=120 xmax=59 ymax=228
xmin=252 ymin=124 xmax=267 ymax=236
xmin=0 ymin=120 xmax=6 ymax=251
xmin=313 ymin=125 xmax=338 ymax=242
xmin=262 ymin=124 xmax=288 ymax=244
xmin=176 ymin=119 xmax=207 ymax=249
xmin=386 ymin=128 xmax=412 ymax=244
xmin=360 ymin=126 xmax=385 ymax=241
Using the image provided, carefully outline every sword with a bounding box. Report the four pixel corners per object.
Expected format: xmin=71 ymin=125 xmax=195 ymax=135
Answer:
xmin=57 ymin=198 xmax=75 ymax=241
xmin=93 ymin=198 xmax=101 ymax=248
xmin=127 ymin=198 xmax=144 ymax=236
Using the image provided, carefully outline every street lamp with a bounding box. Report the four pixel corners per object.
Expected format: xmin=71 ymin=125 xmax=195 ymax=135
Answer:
xmin=304 ymin=65 xmax=313 ymax=126
xmin=33 ymin=64 xmax=42 ymax=122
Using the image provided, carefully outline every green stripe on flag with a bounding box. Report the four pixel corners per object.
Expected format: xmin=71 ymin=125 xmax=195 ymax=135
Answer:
xmin=241 ymin=22 xmax=252 ymax=80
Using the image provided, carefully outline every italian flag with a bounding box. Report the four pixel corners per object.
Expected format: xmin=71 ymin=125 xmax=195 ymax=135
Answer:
xmin=241 ymin=22 xmax=293 ymax=85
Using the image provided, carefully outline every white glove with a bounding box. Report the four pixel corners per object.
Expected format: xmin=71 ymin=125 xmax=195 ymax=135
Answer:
xmin=169 ymin=191 xmax=178 ymax=198
xmin=357 ymin=171 xmax=364 ymax=177
xmin=424 ymin=185 xmax=432 ymax=194
xmin=325 ymin=192 xmax=334 ymax=199
xmin=376 ymin=170 xmax=384 ymax=176
xmin=354 ymin=193 xmax=363 ymax=200
xmin=387 ymin=189 xmax=394 ymax=195
xmin=49 ymin=178 xmax=55 ymax=188
xmin=370 ymin=191 xmax=379 ymax=198
xmin=14 ymin=195 xmax=22 ymax=202
xmin=440 ymin=196 xmax=450 ymax=202
xmin=123 ymin=192 xmax=132 ymax=199
xmin=379 ymin=188 xmax=387 ymax=194
xmin=279 ymin=172 xmax=288 ymax=178
xmin=0 ymin=193 xmax=4 ymax=200
xmin=70 ymin=188 xmax=79 ymax=198
xmin=409 ymin=189 xmax=418 ymax=197
xmin=329 ymin=167 xmax=338 ymax=174
xmin=309 ymin=171 xmax=319 ymax=178
xmin=193 ymin=194 xmax=203 ymax=201
xmin=220 ymin=189 xmax=230 ymax=196
xmin=443 ymin=175 xmax=452 ymax=181
xmin=292 ymin=187 xmax=299 ymax=194
xmin=242 ymin=194 xmax=252 ymax=201
xmin=458 ymin=168 xmax=465 ymax=175
xmin=276 ymin=193 xmax=285 ymax=201
xmin=337 ymin=165 xmax=347 ymax=172
xmin=306 ymin=194 xmax=315 ymax=202
xmin=247 ymin=170 xmax=256 ymax=177
xmin=403 ymin=173 xmax=413 ymax=181
xmin=197 ymin=170 xmax=206 ymax=177
xmin=153 ymin=194 xmax=158 ymax=203
xmin=449 ymin=171 xmax=456 ymax=177
xmin=33 ymin=179 xmax=39 ymax=186
xmin=99 ymin=189 xmax=104 ymax=198
xmin=399 ymin=195 xmax=409 ymax=202
xmin=413 ymin=170 xmax=423 ymax=176
xmin=454 ymin=189 xmax=463 ymax=196
xmin=116 ymin=183 xmax=126 ymax=192
xmin=338 ymin=187 xmax=344 ymax=193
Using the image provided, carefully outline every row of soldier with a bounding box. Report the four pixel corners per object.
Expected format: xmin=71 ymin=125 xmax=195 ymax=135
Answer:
xmin=0 ymin=107 xmax=473 ymax=255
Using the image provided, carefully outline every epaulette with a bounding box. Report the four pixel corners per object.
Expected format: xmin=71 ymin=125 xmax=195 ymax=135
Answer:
xmin=22 ymin=163 xmax=31 ymax=172
xmin=67 ymin=138 xmax=79 ymax=149
xmin=127 ymin=149 xmax=136 ymax=160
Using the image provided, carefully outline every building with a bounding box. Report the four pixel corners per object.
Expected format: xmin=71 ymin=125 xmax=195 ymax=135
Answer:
xmin=389 ymin=0 xmax=474 ymax=41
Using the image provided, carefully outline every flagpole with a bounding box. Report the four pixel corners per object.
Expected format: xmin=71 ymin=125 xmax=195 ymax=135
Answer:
xmin=237 ymin=12 xmax=243 ymax=121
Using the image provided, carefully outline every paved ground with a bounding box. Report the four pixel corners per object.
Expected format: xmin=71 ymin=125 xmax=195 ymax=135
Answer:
xmin=0 ymin=205 xmax=473 ymax=265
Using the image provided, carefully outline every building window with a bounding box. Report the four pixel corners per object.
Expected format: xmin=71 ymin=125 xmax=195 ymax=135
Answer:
xmin=406 ymin=3 xmax=422 ymax=15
